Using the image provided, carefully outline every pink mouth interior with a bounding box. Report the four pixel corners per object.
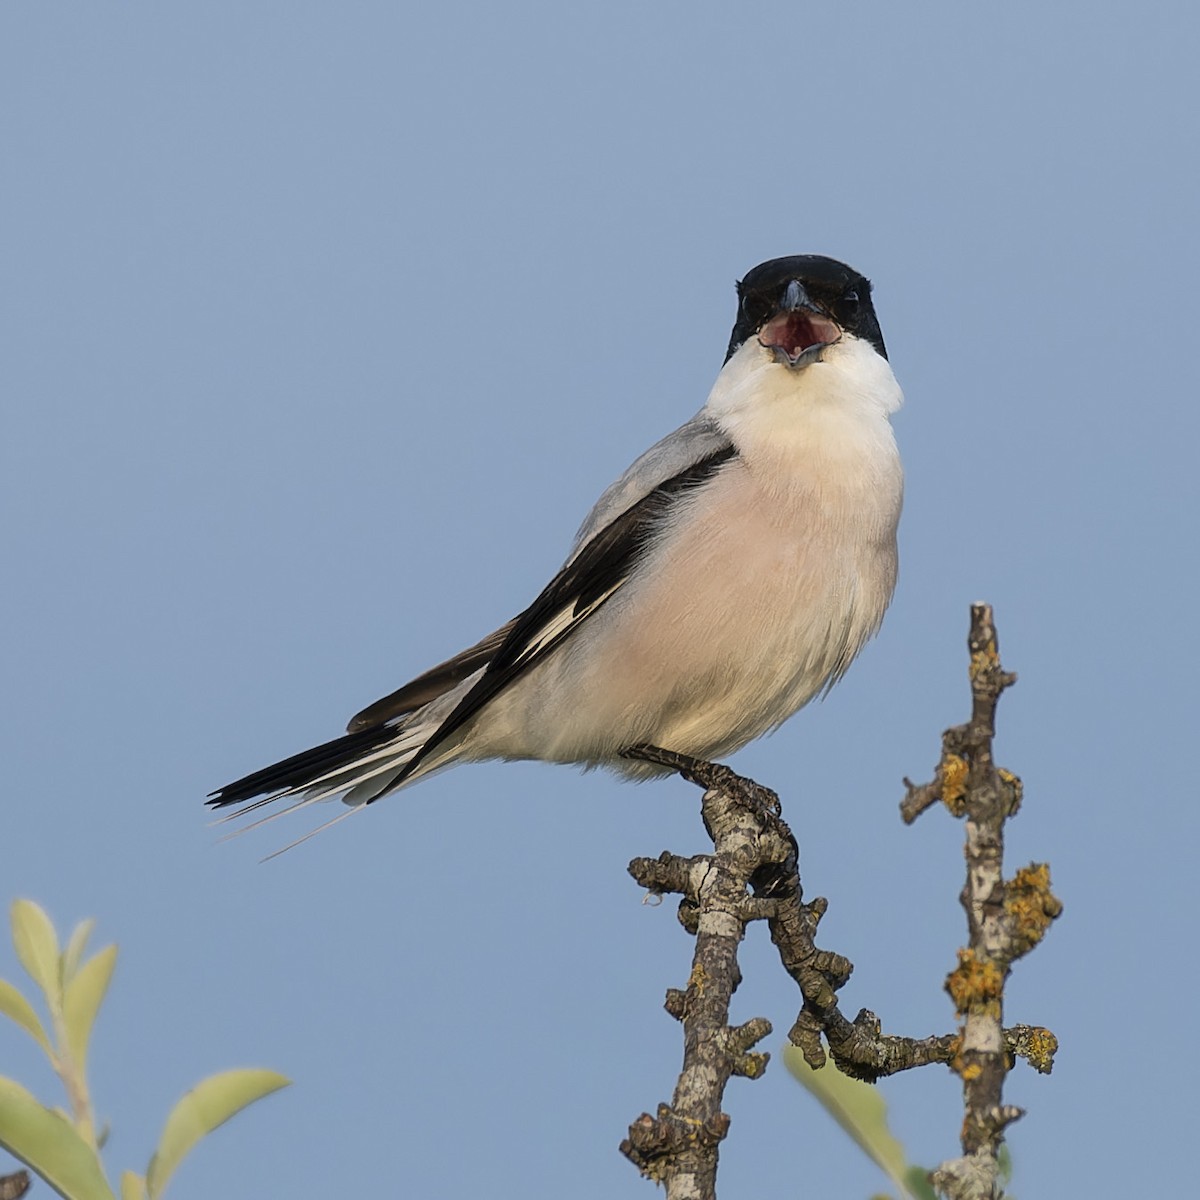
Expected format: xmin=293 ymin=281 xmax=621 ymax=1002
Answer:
xmin=757 ymin=311 xmax=841 ymax=360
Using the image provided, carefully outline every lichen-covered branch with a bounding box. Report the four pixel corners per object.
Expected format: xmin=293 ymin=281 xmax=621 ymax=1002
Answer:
xmin=618 ymin=747 xmax=785 ymax=1200
xmin=619 ymin=604 xmax=1059 ymax=1200
xmin=618 ymin=745 xmax=959 ymax=1197
xmin=903 ymin=603 xmax=1062 ymax=1199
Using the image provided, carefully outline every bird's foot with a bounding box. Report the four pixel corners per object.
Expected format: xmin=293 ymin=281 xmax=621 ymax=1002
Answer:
xmin=620 ymin=744 xmax=782 ymax=818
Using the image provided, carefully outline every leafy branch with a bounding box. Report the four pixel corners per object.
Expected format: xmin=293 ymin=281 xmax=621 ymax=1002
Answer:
xmin=0 ymin=901 xmax=288 ymax=1200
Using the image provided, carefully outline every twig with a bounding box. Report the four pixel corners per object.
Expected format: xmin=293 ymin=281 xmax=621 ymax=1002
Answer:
xmin=0 ymin=1171 xmax=31 ymax=1200
xmin=903 ymin=603 xmax=1062 ymax=1199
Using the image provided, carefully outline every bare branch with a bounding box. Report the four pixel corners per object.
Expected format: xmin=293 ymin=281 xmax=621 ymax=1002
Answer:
xmin=619 ymin=746 xmax=784 ymax=1200
xmin=619 ymin=746 xmax=957 ymax=1196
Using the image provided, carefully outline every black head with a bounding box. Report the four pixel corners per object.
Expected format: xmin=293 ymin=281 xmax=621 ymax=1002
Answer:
xmin=724 ymin=255 xmax=887 ymax=365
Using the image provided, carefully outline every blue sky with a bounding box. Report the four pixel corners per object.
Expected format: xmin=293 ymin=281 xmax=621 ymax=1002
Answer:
xmin=2 ymin=3 xmax=1196 ymax=1197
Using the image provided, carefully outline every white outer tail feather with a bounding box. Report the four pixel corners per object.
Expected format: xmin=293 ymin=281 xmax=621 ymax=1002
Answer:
xmin=212 ymin=715 xmax=447 ymax=858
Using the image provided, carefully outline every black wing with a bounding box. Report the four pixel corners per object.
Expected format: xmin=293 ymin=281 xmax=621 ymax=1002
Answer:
xmin=346 ymin=619 xmax=518 ymax=732
xmin=381 ymin=445 xmax=737 ymax=792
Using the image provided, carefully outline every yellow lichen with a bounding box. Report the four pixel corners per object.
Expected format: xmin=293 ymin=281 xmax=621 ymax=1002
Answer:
xmin=997 ymin=766 xmax=1024 ymax=814
xmin=1005 ymin=863 xmax=1063 ymax=957
xmin=940 ymin=753 xmax=969 ymax=814
xmin=1023 ymin=1027 xmax=1059 ymax=1074
xmin=945 ymin=948 xmax=1004 ymax=1018
xmin=739 ymin=1053 xmax=768 ymax=1079
xmin=969 ymin=641 xmax=1000 ymax=682
xmin=947 ymin=1034 xmax=966 ymax=1076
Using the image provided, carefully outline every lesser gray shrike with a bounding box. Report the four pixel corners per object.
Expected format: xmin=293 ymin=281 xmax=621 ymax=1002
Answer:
xmin=210 ymin=255 xmax=904 ymax=850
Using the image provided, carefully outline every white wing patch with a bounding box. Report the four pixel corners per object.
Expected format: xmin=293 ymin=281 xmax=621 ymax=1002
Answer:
xmin=508 ymin=583 xmax=623 ymax=667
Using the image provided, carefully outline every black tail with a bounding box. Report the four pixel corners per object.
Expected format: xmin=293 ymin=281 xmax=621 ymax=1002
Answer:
xmin=208 ymin=724 xmax=399 ymax=809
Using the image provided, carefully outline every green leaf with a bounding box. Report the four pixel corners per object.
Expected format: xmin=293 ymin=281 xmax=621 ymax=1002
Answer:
xmin=62 ymin=920 xmax=97 ymax=986
xmin=784 ymin=1045 xmax=933 ymax=1200
xmin=11 ymin=901 xmax=62 ymax=1011
xmin=120 ymin=1171 xmax=147 ymax=1200
xmin=145 ymin=1068 xmax=289 ymax=1199
xmin=63 ymin=946 xmax=117 ymax=1074
xmin=904 ymin=1165 xmax=939 ymax=1200
xmin=0 ymin=1076 xmax=115 ymax=1200
xmin=0 ymin=978 xmax=51 ymax=1054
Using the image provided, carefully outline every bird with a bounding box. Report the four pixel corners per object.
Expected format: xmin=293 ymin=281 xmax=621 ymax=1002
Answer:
xmin=210 ymin=254 xmax=904 ymax=851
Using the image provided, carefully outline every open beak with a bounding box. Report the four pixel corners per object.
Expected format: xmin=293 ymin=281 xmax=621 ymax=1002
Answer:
xmin=757 ymin=280 xmax=841 ymax=368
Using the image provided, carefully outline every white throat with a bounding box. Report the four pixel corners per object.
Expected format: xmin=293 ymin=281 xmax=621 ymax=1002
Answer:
xmin=704 ymin=335 xmax=901 ymax=466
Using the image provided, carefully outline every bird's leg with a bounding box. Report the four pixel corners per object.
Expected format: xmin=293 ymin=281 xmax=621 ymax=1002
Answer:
xmin=620 ymin=744 xmax=783 ymax=818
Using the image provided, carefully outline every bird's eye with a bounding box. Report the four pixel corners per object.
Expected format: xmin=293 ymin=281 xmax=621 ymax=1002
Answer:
xmin=740 ymin=294 xmax=769 ymax=327
xmin=843 ymin=288 xmax=860 ymax=309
